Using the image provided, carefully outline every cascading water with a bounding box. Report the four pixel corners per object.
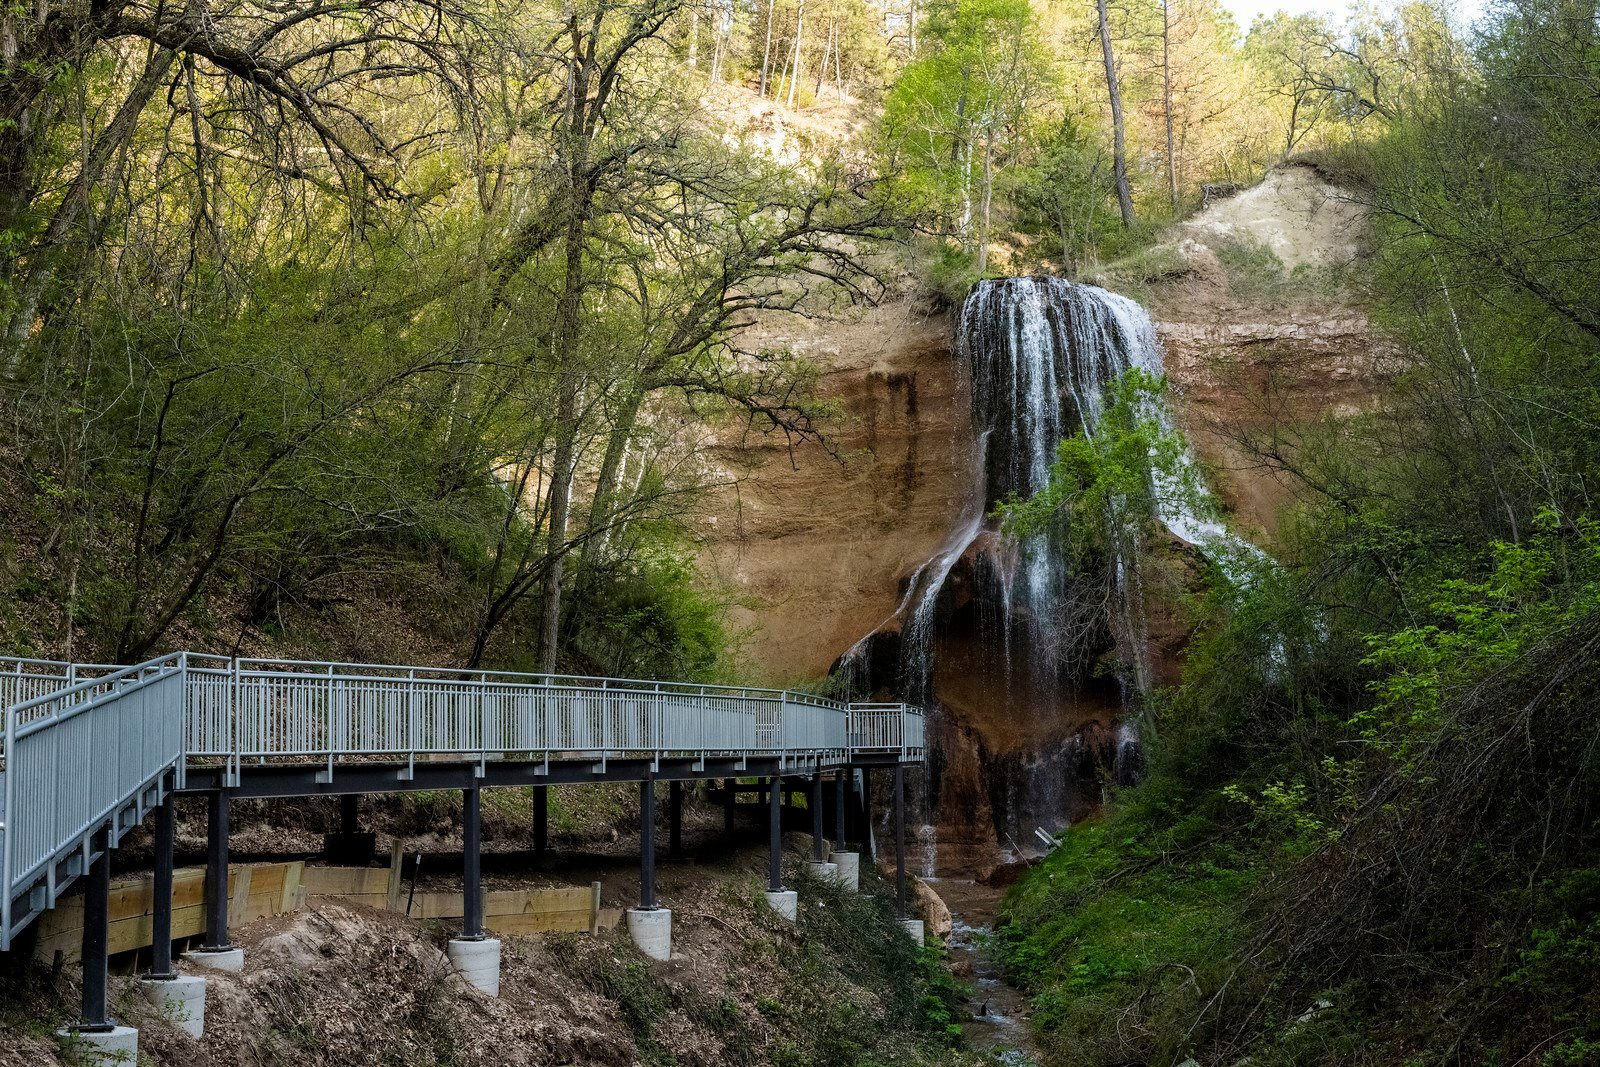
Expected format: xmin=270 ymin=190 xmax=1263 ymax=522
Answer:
xmin=844 ymin=277 xmax=1251 ymax=874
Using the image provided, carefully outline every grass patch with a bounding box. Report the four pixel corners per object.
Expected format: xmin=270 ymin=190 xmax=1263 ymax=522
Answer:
xmin=998 ymin=774 xmax=1262 ymax=1067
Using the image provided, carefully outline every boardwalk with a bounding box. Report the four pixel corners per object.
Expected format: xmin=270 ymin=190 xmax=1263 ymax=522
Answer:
xmin=0 ymin=653 xmax=925 ymax=1049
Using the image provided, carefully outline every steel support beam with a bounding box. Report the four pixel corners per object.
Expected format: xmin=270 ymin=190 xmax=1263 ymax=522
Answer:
xmin=80 ymin=838 xmax=111 ymax=1029
xmin=767 ymin=776 xmax=784 ymax=892
xmin=203 ymin=791 xmax=231 ymax=950
xmin=640 ymin=777 xmax=658 ymax=909
xmin=149 ymin=796 xmax=176 ymax=979
xmin=833 ymin=774 xmax=847 ymax=851
xmin=178 ymin=755 xmax=863 ymax=799
xmin=893 ymin=766 xmax=907 ymax=918
xmin=462 ymin=786 xmax=483 ymax=939
xmin=810 ymin=775 xmax=825 ymax=861
xmin=533 ymin=785 xmax=549 ymax=856
xmin=860 ymin=769 xmax=875 ymax=860
xmin=723 ymin=777 xmax=736 ymax=832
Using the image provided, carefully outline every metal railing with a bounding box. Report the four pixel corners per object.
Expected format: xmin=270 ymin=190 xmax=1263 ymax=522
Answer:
xmin=1 ymin=655 xmax=187 ymax=949
xmin=848 ymin=702 xmax=924 ymax=756
xmin=0 ymin=652 xmax=925 ymax=949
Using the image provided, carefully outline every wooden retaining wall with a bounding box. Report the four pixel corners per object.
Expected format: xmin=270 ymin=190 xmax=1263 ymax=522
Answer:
xmin=33 ymin=852 xmax=619 ymax=964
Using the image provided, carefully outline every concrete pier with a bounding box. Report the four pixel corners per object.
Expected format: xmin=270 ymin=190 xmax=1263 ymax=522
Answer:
xmin=628 ymin=907 xmax=673 ymax=960
xmin=57 ymin=1025 xmax=138 ymax=1063
xmin=183 ymin=947 xmax=244 ymax=973
xmin=806 ymin=860 xmax=838 ymax=883
xmin=765 ymin=889 xmax=798 ymax=921
xmin=831 ymin=851 xmax=860 ymax=891
xmin=141 ymin=975 xmax=207 ymax=1037
xmin=901 ymin=918 xmax=926 ymax=946
xmin=446 ymin=937 xmax=502 ymax=995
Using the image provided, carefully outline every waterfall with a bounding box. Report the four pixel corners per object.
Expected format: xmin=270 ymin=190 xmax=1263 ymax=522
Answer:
xmin=846 ymin=276 xmax=1254 ymax=871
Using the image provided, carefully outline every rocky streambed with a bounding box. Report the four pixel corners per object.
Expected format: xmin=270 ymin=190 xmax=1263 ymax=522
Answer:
xmin=937 ymin=877 xmax=1042 ymax=1066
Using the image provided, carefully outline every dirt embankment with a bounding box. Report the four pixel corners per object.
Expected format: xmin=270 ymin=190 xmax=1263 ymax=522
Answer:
xmin=0 ymin=829 xmax=973 ymax=1067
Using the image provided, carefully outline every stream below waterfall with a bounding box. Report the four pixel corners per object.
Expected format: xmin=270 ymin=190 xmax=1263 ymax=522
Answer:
xmin=938 ymin=878 xmax=1042 ymax=1065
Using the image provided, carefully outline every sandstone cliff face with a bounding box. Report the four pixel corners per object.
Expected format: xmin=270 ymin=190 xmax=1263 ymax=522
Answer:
xmin=697 ymin=300 xmax=977 ymax=684
xmin=1139 ymin=165 xmax=1395 ymax=543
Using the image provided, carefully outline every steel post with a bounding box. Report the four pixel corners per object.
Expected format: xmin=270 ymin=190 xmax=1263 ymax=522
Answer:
xmin=767 ymin=776 xmax=783 ymax=892
xmin=810 ymin=774 xmax=825 ymax=861
xmin=860 ymin=769 xmax=875 ymax=859
xmin=149 ymin=796 xmax=175 ymax=978
xmin=533 ymin=785 xmax=549 ymax=856
xmin=833 ymin=774 xmax=847 ymax=850
xmin=668 ymin=779 xmax=683 ymax=858
xmin=893 ymin=766 xmax=907 ymax=918
xmin=80 ymin=838 xmax=111 ymax=1029
xmin=462 ymin=786 xmax=483 ymax=939
xmin=203 ymin=791 xmax=231 ymax=950
xmin=640 ymin=777 xmax=658 ymax=909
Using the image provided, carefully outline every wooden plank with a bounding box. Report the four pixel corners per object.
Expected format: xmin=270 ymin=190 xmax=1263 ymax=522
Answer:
xmin=301 ymin=866 xmax=390 ymax=897
xmin=483 ymin=887 xmax=591 ymax=916
xmin=229 ymin=866 xmax=253 ymax=925
xmin=35 ymin=862 xmax=297 ymax=964
xmin=34 ymin=861 xmax=611 ymax=962
xmin=385 ymin=842 xmax=404 ymax=913
xmin=280 ymin=862 xmax=303 ymax=914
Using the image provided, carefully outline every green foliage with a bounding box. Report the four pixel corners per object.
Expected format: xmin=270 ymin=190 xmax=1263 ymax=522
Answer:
xmin=999 ymin=6 xmax=1600 ymax=1063
xmin=994 ymin=367 xmax=1203 ymax=556
xmin=999 ymin=771 xmax=1257 ymax=1065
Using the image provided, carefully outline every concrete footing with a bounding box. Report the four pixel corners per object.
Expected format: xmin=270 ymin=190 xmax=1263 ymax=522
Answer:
xmin=764 ymin=889 xmax=798 ymax=921
xmin=57 ymin=1025 xmax=138 ymax=1063
xmin=900 ymin=918 xmax=926 ymax=946
xmin=805 ymin=860 xmax=838 ymax=884
xmin=141 ymin=975 xmax=207 ymax=1037
xmin=830 ymin=852 xmax=860 ymax=891
xmin=446 ymin=937 xmax=502 ymax=996
xmin=628 ymin=907 xmax=672 ymax=961
xmin=182 ymin=947 xmax=244 ymax=974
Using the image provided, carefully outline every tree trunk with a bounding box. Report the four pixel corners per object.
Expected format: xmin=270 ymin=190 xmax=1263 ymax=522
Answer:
xmin=976 ymin=134 xmax=994 ymax=274
xmin=688 ymin=8 xmax=699 ymax=68
xmin=1163 ymin=0 xmax=1177 ymax=209
xmin=834 ymin=29 xmax=844 ymax=98
xmin=580 ymin=385 xmax=646 ymax=571
xmin=787 ymin=1 xmax=805 ymax=108
xmin=815 ymin=20 xmax=831 ymax=96
xmin=1097 ymin=0 xmax=1135 ymax=228
xmin=760 ymin=0 xmax=776 ymax=96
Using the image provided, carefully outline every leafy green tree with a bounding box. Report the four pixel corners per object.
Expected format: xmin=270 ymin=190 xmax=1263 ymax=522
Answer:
xmin=880 ymin=0 xmax=1050 ymax=267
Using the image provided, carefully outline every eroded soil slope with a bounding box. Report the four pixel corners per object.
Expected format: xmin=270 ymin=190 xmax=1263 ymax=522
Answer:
xmin=1130 ymin=164 xmax=1393 ymax=541
xmin=0 ymin=842 xmax=970 ymax=1067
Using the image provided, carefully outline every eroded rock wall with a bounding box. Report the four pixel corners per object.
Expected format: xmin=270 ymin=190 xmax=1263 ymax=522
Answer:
xmin=698 ymin=300 xmax=977 ymax=683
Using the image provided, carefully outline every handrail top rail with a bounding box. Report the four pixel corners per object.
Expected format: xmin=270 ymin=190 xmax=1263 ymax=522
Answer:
xmin=187 ymin=655 xmax=847 ymax=708
xmin=2 ymin=651 xmax=925 ymax=722
xmin=5 ymin=653 xmax=185 ymax=719
xmin=0 ymin=655 xmax=75 ymax=670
